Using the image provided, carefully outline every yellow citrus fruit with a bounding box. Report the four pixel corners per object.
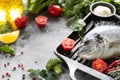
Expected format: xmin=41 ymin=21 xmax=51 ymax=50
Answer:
xmin=0 ymin=30 xmax=20 ymax=43
xmin=9 ymin=21 xmax=18 ymax=31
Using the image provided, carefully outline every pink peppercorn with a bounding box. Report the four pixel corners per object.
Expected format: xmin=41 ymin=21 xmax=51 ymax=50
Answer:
xmin=6 ymin=72 xmax=10 ymax=77
xmin=4 ymin=64 xmax=7 ymax=67
xmin=6 ymin=72 xmax=9 ymax=75
xmin=1 ymin=74 xmax=4 ymax=78
xmin=21 ymin=67 xmax=24 ymax=70
xmin=12 ymin=67 xmax=16 ymax=71
xmin=18 ymin=63 xmax=23 ymax=67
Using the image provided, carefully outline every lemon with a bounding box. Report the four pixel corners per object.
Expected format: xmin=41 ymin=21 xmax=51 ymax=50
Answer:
xmin=0 ymin=30 xmax=20 ymax=43
xmin=9 ymin=21 xmax=18 ymax=31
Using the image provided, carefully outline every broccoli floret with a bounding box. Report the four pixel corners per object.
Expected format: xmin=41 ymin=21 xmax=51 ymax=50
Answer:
xmin=46 ymin=58 xmax=62 ymax=75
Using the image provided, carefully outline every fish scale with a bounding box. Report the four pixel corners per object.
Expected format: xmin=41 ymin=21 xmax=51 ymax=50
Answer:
xmin=79 ymin=24 xmax=120 ymax=60
xmin=84 ymin=25 xmax=120 ymax=40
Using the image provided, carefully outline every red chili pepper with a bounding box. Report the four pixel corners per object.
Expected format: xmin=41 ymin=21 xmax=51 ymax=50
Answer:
xmin=14 ymin=16 xmax=27 ymax=29
xmin=106 ymin=59 xmax=120 ymax=73
xmin=35 ymin=16 xmax=48 ymax=27
xmin=61 ymin=38 xmax=75 ymax=51
xmin=48 ymin=4 xmax=62 ymax=17
xmin=92 ymin=58 xmax=107 ymax=72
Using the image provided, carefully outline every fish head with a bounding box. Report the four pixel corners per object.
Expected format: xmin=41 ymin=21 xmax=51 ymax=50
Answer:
xmin=78 ymin=33 xmax=104 ymax=60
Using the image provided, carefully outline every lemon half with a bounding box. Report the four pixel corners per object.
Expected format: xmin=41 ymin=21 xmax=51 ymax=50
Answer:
xmin=0 ymin=30 xmax=20 ymax=43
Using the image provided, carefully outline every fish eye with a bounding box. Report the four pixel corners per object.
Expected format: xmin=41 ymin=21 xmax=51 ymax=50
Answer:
xmin=96 ymin=36 xmax=104 ymax=43
xmin=94 ymin=34 xmax=104 ymax=43
xmin=84 ymin=40 xmax=90 ymax=46
xmin=97 ymin=39 xmax=104 ymax=43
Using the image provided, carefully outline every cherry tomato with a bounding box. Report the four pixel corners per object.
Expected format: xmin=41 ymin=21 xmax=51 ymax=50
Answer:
xmin=48 ymin=5 xmax=62 ymax=17
xmin=14 ymin=16 xmax=27 ymax=29
xmin=61 ymin=38 xmax=75 ymax=51
xmin=92 ymin=58 xmax=107 ymax=72
xmin=35 ymin=16 xmax=48 ymax=27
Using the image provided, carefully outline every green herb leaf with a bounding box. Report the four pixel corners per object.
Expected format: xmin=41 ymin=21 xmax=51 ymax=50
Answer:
xmin=0 ymin=44 xmax=14 ymax=55
xmin=107 ymin=61 xmax=120 ymax=79
xmin=0 ymin=22 xmax=12 ymax=34
xmin=108 ymin=69 xmax=120 ymax=79
xmin=46 ymin=58 xmax=62 ymax=75
xmin=28 ymin=69 xmax=43 ymax=80
xmin=59 ymin=0 xmax=95 ymax=25
xmin=28 ymin=69 xmax=37 ymax=74
xmin=28 ymin=69 xmax=57 ymax=80
xmin=70 ymin=19 xmax=86 ymax=38
xmin=39 ymin=69 xmax=47 ymax=78
xmin=70 ymin=19 xmax=86 ymax=31
xmin=45 ymin=72 xmax=56 ymax=80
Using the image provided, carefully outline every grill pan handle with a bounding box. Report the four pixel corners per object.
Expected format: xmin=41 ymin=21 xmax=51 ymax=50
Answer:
xmin=55 ymin=51 xmax=115 ymax=80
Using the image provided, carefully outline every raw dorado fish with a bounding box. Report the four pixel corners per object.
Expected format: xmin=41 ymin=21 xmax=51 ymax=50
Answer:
xmin=78 ymin=22 xmax=120 ymax=60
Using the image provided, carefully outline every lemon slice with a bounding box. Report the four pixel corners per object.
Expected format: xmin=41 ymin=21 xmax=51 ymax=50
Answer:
xmin=0 ymin=30 xmax=20 ymax=43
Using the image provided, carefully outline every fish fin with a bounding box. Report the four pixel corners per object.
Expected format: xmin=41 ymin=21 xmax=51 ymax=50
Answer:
xmin=109 ymin=40 xmax=120 ymax=48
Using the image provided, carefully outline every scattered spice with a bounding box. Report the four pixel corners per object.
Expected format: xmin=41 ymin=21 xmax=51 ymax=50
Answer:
xmin=21 ymin=51 xmax=23 ymax=55
xmin=1 ymin=74 xmax=5 ymax=78
xmin=12 ymin=67 xmax=16 ymax=71
xmin=18 ymin=63 xmax=23 ymax=67
xmin=21 ymin=67 xmax=24 ymax=70
xmin=18 ymin=63 xmax=24 ymax=70
xmin=22 ymin=74 xmax=25 ymax=80
xmin=6 ymin=72 xmax=10 ymax=77
xmin=35 ymin=61 xmax=37 ymax=64
xmin=4 ymin=64 xmax=7 ymax=67
xmin=7 ymin=62 xmax=10 ymax=65
xmin=22 ymin=77 xmax=25 ymax=80
xmin=22 ymin=74 xmax=25 ymax=77
xmin=1 ymin=62 xmax=26 ymax=79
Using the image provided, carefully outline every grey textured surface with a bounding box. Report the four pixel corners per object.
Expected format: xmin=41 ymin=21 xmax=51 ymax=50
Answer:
xmin=0 ymin=12 xmax=72 ymax=80
xmin=0 ymin=1 xmax=72 ymax=80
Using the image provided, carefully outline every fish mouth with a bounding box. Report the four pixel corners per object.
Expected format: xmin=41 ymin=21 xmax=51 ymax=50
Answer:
xmin=78 ymin=51 xmax=92 ymax=55
xmin=78 ymin=51 xmax=95 ymax=60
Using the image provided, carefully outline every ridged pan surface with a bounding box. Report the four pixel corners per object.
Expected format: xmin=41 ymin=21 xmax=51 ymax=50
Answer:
xmin=55 ymin=12 xmax=120 ymax=80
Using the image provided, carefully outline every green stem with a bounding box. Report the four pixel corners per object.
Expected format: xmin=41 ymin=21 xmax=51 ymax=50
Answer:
xmin=27 ymin=0 xmax=51 ymax=14
xmin=30 ymin=0 xmax=44 ymax=11
xmin=35 ymin=0 xmax=51 ymax=14
xmin=26 ymin=0 xmax=31 ymax=9
xmin=78 ymin=31 xmax=83 ymax=39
